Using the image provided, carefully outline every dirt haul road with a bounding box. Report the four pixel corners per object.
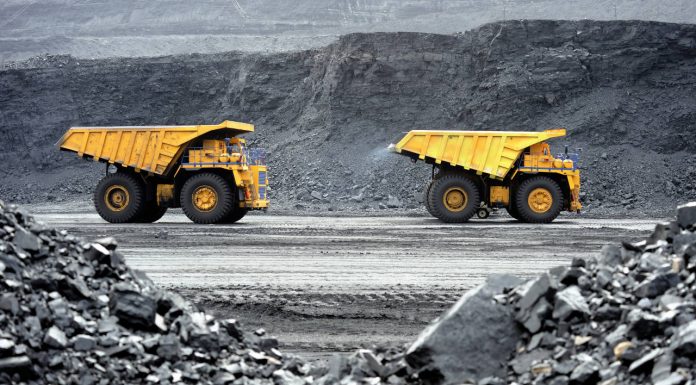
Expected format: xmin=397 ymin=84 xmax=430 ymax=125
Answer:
xmin=32 ymin=208 xmax=657 ymax=357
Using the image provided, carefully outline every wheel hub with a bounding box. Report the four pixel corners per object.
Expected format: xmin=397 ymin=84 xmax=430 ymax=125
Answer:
xmin=192 ymin=186 xmax=218 ymax=212
xmin=528 ymin=187 xmax=553 ymax=213
xmin=104 ymin=185 xmax=129 ymax=212
xmin=443 ymin=187 xmax=468 ymax=212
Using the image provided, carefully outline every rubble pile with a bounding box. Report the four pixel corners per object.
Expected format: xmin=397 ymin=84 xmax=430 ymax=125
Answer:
xmin=0 ymin=201 xmax=314 ymax=385
xmin=2 ymin=195 xmax=696 ymax=385
xmin=495 ymin=201 xmax=696 ymax=385
xmin=330 ymin=202 xmax=696 ymax=385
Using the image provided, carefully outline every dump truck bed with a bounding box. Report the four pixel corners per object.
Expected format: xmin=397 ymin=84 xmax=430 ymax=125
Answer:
xmin=57 ymin=121 xmax=254 ymax=175
xmin=392 ymin=129 xmax=566 ymax=180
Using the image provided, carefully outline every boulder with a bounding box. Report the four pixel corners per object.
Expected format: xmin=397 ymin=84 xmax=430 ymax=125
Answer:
xmin=405 ymin=275 xmax=523 ymax=384
xmin=677 ymin=202 xmax=696 ymax=230
xmin=109 ymin=289 xmax=157 ymax=330
xmin=552 ymin=286 xmax=590 ymax=321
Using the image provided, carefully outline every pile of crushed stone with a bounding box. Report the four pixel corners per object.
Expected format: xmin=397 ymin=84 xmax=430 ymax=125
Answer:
xmin=331 ymin=202 xmax=696 ymax=385
xmin=2 ymin=200 xmax=695 ymax=385
xmin=0 ymin=201 xmax=315 ymax=385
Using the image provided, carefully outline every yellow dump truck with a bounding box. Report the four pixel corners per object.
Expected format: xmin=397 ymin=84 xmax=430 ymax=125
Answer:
xmin=390 ymin=128 xmax=581 ymax=223
xmin=57 ymin=120 xmax=268 ymax=224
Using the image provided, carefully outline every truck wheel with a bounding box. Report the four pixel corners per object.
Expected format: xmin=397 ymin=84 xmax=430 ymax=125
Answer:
xmin=136 ymin=204 xmax=168 ymax=223
xmin=427 ymin=174 xmax=481 ymax=223
xmin=423 ymin=182 xmax=435 ymax=216
xmin=476 ymin=207 xmax=490 ymax=219
xmin=424 ymin=172 xmax=447 ymax=216
xmin=505 ymin=204 xmax=522 ymax=221
xmin=94 ymin=172 xmax=145 ymax=223
xmin=514 ymin=176 xmax=564 ymax=223
xmin=221 ymin=207 xmax=249 ymax=224
xmin=180 ymin=173 xmax=234 ymax=224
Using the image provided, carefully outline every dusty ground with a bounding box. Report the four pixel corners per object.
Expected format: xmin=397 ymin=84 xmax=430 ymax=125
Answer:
xmin=28 ymin=205 xmax=659 ymax=360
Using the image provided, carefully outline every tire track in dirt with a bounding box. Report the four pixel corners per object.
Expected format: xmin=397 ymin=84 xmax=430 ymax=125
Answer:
xmin=34 ymin=209 xmax=657 ymax=353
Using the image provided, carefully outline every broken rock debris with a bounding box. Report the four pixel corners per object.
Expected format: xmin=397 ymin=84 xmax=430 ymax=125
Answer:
xmin=2 ymin=199 xmax=696 ymax=385
xmin=333 ymin=202 xmax=696 ymax=385
xmin=0 ymin=202 xmax=314 ymax=384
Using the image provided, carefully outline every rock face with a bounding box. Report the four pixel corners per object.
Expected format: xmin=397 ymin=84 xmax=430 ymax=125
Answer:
xmin=405 ymin=275 xmax=523 ymax=384
xmin=1 ymin=20 xmax=696 ymax=214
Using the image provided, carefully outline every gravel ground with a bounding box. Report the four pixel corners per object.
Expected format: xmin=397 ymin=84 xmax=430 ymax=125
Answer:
xmin=29 ymin=205 xmax=658 ymax=361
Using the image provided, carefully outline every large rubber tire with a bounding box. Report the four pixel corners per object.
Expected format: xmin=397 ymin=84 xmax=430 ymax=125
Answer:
xmin=423 ymin=172 xmax=446 ymax=216
xmin=136 ymin=204 xmax=168 ymax=223
xmin=514 ymin=176 xmax=564 ymax=223
xmin=180 ymin=173 xmax=234 ymax=224
xmin=427 ymin=174 xmax=481 ymax=223
xmin=424 ymin=181 xmax=435 ymax=216
xmin=94 ymin=172 xmax=145 ymax=223
xmin=506 ymin=203 xmax=522 ymax=221
xmin=221 ymin=207 xmax=249 ymax=224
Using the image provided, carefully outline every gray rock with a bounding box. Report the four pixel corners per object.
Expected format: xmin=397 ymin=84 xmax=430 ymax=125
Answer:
xmin=517 ymin=297 xmax=551 ymax=334
xmin=386 ymin=196 xmax=401 ymax=208
xmin=628 ymin=348 xmax=662 ymax=373
xmin=94 ymin=236 xmax=118 ymax=250
xmin=517 ymin=274 xmax=551 ymax=311
xmin=677 ymin=202 xmax=696 ymax=229
xmin=628 ymin=309 xmax=665 ymax=339
xmin=672 ymin=320 xmax=696 ymax=356
xmin=0 ymin=294 xmax=19 ymax=315
xmin=356 ymin=349 xmax=386 ymax=377
xmin=274 ymin=369 xmax=306 ymax=385
xmin=212 ymin=372 xmax=237 ymax=385
xmin=605 ymin=325 xmax=628 ymax=348
xmin=0 ymin=338 xmax=15 ymax=352
xmin=634 ymin=273 xmax=680 ymax=298
xmin=0 ymin=355 xmax=32 ymax=370
xmin=654 ymin=373 xmax=686 ymax=385
xmin=549 ymin=375 xmax=570 ymax=385
xmin=43 ymin=325 xmax=67 ymax=349
xmin=157 ymin=334 xmax=181 ymax=360
xmin=406 ymin=274 xmax=523 ymax=384
xmin=651 ymin=351 xmax=673 ymax=384
xmin=0 ymin=253 xmax=24 ymax=273
xmin=109 ymin=289 xmax=157 ymax=330
xmin=569 ymin=359 xmax=599 ymax=384
xmin=515 ymin=274 xmax=553 ymax=333
xmin=13 ymin=225 xmax=41 ymax=252
xmin=509 ymin=349 xmax=551 ymax=375
xmin=649 ymin=222 xmax=679 ymax=244
xmin=72 ymin=334 xmax=97 ymax=351
xmin=673 ymin=233 xmax=696 ymax=255
xmin=310 ymin=190 xmax=323 ymax=200
xmin=599 ymin=244 xmax=622 ymax=267
xmin=552 ymin=286 xmax=590 ymax=321
xmin=638 ymin=252 xmax=666 ymax=272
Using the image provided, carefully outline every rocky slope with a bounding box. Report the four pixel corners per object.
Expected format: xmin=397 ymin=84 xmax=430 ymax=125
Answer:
xmin=1 ymin=19 xmax=695 ymax=215
xmin=1 ymin=0 xmax=695 ymax=61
